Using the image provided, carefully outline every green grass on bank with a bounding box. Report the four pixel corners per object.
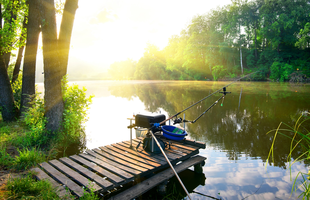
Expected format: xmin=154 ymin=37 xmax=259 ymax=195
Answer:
xmin=0 ymin=78 xmax=96 ymax=199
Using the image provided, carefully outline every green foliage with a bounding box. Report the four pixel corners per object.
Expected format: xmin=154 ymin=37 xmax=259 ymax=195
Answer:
xmin=21 ymin=93 xmax=48 ymax=148
xmin=0 ymin=146 xmax=14 ymax=168
xmin=13 ymin=148 xmax=46 ymax=170
xmin=6 ymin=173 xmax=62 ymax=199
xmin=267 ymin=112 xmax=310 ymax=199
xmin=106 ymin=1 xmax=310 ymax=81
xmin=7 ymin=63 xmax=23 ymax=110
xmin=296 ymin=22 xmax=310 ymax=49
xmin=212 ymin=65 xmax=226 ymax=81
xmin=270 ymin=62 xmax=294 ymax=82
xmin=58 ymin=77 xmax=93 ymax=154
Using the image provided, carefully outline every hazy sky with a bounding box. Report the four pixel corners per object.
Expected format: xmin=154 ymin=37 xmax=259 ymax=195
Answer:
xmin=35 ymin=0 xmax=233 ymax=81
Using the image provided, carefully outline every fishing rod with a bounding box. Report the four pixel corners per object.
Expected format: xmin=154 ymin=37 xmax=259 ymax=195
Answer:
xmin=141 ymin=71 xmax=259 ymax=200
xmin=158 ymin=71 xmax=259 ymax=125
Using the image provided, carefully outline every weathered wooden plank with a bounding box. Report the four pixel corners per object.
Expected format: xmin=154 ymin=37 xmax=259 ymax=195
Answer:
xmin=91 ymin=149 xmax=148 ymax=173
xmin=183 ymin=138 xmax=206 ymax=149
xmin=161 ymin=137 xmax=205 ymax=150
xmin=80 ymin=153 xmax=134 ymax=180
xmin=59 ymin=157 xmax=113 ymax=190
xmin=40 ymin=162 xmax=85 ymax=198
xmin=121 ymin=141 xmax=169 ymax=163
xmin=99 ymin=147 xmax=155 ymax=170
xmin=132 ymin=138 xmax=181 ymax=160
xmin=86 ymin=149 xmax=144 ymax=174
xmin=168 ymin=143 xmax=195 ymax=154
xmin=104 ymin=145 xmax=161 ymax=167
xmin=70 ymin=155 xmax=124 ymax=184
xmin=108 ymin=156 xmax=207 ymax=200
xmin=123 ymin=140 xmax=171 ymax=162
xmin=49 ymin=159 xmax=102 ymax=192
xmin=112 ymin=143 xmax=167 ymax=165
xmin=31 ymin=167 xmax=71 ymax=198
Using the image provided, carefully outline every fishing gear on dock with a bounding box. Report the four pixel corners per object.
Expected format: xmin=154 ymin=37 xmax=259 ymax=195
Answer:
xmin=158 ymin=71 xmax=259 ymax=126
xmin=128 ymin=71 xmax=259 ymax=200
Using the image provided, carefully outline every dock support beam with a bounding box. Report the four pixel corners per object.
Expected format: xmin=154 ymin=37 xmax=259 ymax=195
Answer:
xmin=194 ymin=161 xmax=205 ymax=174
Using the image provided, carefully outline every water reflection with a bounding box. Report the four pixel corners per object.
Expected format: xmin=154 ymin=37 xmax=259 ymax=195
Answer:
xmin=76 ymin=80 xmax=310 ymax=199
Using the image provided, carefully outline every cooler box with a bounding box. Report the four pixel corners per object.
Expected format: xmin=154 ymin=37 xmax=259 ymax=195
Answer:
xmin=135 ymin=113 xmax=166 ymax=128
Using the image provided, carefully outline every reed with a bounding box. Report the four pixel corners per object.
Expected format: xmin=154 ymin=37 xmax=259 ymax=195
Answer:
xmin=267 ymin=111 xmax=310 ymax=199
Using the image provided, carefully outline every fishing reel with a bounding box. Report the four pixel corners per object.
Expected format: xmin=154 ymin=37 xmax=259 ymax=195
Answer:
xmin=219 ymin=87 xmax=231 ymax=96
xmin=173 ymin=117 xmax=183 ymax=125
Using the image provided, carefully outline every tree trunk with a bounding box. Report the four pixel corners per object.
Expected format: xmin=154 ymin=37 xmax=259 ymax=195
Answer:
xmin=20 ymin=0 xmax=41 ymax=116
xmin=40 ymin=0 xmax=64 ymax=132
xmin=12 ymin=16 xmax=28 ymax=84
xmin=0 ymin=56 xmax=17 ymax=121
xmin=240 ymin=47 xmax=243 ymax=74
xmin=254 ymin=27 xmax=257 ymax=60
xmin=0 ymin=3 xmax=17 ymax=121
xmin=59 ymin=0 xmax=79 ymax=78
xmin=12 ymin=46 xmax=25 ymax=83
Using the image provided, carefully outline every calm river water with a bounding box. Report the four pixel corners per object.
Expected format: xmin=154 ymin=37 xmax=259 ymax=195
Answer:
xmin=65 ymin=80 xmax=310 ymax=199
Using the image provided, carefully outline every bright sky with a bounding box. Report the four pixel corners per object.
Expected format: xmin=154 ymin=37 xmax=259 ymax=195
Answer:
xmin=66 ymin=0 xmax=232 ymax=72
xmin=35 ymin=0 xmax=232 ymax=81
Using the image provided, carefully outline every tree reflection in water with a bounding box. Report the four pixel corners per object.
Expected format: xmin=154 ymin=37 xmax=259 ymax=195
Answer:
xmin=82 ymin=80 xmax=310 ymax=199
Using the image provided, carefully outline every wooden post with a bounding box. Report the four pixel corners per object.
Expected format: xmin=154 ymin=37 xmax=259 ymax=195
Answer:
xmin=157 ymin=180 xmax=168 ymax=196
xmin=194 ymin=161 xmax=205 ymax=174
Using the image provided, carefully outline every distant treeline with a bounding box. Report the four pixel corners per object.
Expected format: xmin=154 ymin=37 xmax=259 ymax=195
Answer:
xmin=109 ymin=0 xmax=310 ymax=82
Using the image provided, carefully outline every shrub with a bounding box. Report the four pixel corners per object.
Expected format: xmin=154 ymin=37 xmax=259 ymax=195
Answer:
xmin=212 ymin=65 xmax=227 ymax=81
xmin=6 ymin=173 xmax=61 ymax=199
xmin=13 ymin=148 xmax=46 ymax=170
xmin=270 ymin=62 xmax=294 ymax=82
xmin=56 ymin=77 xmax=93 ymax=155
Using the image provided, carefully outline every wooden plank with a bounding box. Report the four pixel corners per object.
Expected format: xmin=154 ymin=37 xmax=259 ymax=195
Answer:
xmin=91 ymin=149 xmax=148 ymax=173
xmin=112 ymin=142 xmax=167 ymax=165
xmin=70 ymin=155 xmax=124 ymax=184
xmin=86 ymin=149 xmax=144 ymax=175
xmin=31 ymin=167 xmax=71 ymax=198
xmin=49 ymin=159 xmax=102 ymax=192
xmin=183 ymin=138 xmax=206 ymax=149
xmin=79 ymin=153 xmax=134 ymax=180
xmin=40 ymin=162 xmax=85 ymax=198
xmin=99 ymin=147 xmax=155 ymax=170
xmin=118 ymin=141 xmax=167 ymax=164
xmin=104 ymin=145 xmax=161 ymax=167
xmin=132 ymin=138 xmax=181 ymax=160
xmin=59 ymin=157 xmax=113 ymax=190
xmin=108 ymin=156 xmax=207 ymax=200
xmin=123 ymin=140 xmax=171 ymax=162
xmin=161 ymin=137 xmax=206 ymax=149
xmin=162 ymin=138 xmax=199 ymax=152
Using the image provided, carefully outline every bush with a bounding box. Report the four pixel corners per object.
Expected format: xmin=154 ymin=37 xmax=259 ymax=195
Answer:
xmin=58 ymin=78 xmax=93 ymax=155
xmin=270 ymin=62 xmax=294 ymax=82
xmin=6 ymin=173 xmax=61 ymax=199
xmin=212 ymin=65 xmax=227 ymax=81
xmin=13 ymin=148 xmax=46 ymax=170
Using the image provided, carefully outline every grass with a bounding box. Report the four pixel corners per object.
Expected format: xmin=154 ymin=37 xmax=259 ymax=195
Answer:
xmin=267 ymin=111 xmax=310 ymax=199
xmin=0 ymin=78 xmax=94 ymax=199
xmin=6 ymin=172 xmax=62 ymax=200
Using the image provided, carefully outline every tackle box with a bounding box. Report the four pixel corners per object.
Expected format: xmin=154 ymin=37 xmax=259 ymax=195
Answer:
xmin=135 ymin=113 xmax=166 ymax=128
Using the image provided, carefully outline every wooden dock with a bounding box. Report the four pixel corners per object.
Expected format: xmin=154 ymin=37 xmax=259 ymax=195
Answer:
xmin=31 ymin=136 xmax=206 ymax=199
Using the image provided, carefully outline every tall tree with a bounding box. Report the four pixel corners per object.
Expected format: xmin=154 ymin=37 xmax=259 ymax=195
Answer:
xmin=38 ymin=0 xmax=79 ymax=132
xmin=58 ymin=0 xmax=78 ymax=77
xmin=40 ymin=0 xmax=64 ymax=132
xmin=0 ymin=0 xmax=26 ymax=121
xmin=20 ymin=0 xmax=41 ymax=115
